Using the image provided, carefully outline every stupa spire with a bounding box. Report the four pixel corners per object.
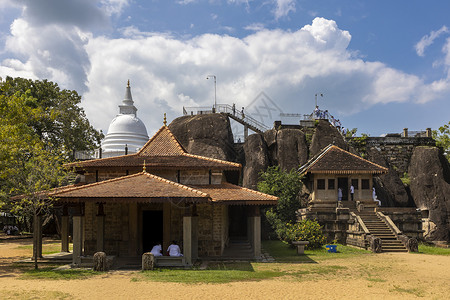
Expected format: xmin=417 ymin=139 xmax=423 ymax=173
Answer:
xmin=119 ymin=80 xmax=137 ymax=116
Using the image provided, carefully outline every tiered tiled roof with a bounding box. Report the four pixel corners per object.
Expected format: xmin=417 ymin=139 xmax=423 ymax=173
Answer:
xmin=51 ymin=172 xmax=278 ymax=205
xmin=51 ymin=172 xmax=210 ymax=203
xmin=67 ymin=126 xmax=241 ymax=171
xmin=299 ymin=145 xmax=388 ymax=175
xmin=191 ymin=183 xmax=278 ymax=205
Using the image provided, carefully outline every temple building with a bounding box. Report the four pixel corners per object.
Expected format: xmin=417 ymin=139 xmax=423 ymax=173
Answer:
xmin=52 ymin=124 xmax=278 ymax=266
xmin=100 ymin=81 xmax=149 ymax=158
xmin=298 ymin=145 xmax=422 ymax=252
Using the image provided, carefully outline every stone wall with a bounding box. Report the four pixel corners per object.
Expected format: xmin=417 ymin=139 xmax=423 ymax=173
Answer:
xmin=362 ymin=137 xmax=435 ymax=175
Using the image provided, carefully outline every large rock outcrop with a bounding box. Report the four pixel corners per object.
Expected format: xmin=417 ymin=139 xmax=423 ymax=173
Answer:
xmin=264 ymin=129 xmax=308 ymax=171
xmin=169 ymin=114 xmax=236 ymax=161
xmin=409 ymin=146 xmax=450 ymax=241
xmin=243 ymin=134 xmax=270 ymax=189
xmin=309 ymin=120 xmax=347 ymax=156
xmin=366 ymin=147 xmax=411 ymax=207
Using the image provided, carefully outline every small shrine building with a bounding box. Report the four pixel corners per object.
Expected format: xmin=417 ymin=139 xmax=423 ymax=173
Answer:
xmin=51 ymin=125 xmax=278 ymax=266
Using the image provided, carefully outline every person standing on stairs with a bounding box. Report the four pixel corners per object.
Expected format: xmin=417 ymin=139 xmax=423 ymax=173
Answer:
xmin=350 ymin=184 xmax=355 ymax=201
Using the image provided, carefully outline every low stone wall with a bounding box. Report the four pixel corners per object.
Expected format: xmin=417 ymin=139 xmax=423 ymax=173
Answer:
xmin=378 ymin=208 xmax=423 ymax=239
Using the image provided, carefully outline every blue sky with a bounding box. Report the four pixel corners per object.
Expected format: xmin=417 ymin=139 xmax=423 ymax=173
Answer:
xmin=1 ymin=0 xmax=449 ymax=138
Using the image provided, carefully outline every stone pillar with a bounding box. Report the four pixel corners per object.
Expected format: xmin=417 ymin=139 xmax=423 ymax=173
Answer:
xmin=244 ymin=125 xmax=249 ymax=139
xmin=426 ymin=128 xmax=432 ymax=138
xmin=183 ymin=208 xmax=198 ymax=266
xmin=403 ymin=128 xmax=408 ymax=137
xmin=96 ymin=203 xmax=105 ymax=252
xmin=249 ymin=207 xmax=261 ymax=258
xmin=33 ymin=214 xmax=43 ymax=259
xmin=72 ymin=214 xmax=84 ymax=266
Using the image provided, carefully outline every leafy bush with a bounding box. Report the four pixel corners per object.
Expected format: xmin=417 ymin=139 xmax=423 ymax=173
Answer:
xmin=279 ymin=219 xmax=326 ymax=249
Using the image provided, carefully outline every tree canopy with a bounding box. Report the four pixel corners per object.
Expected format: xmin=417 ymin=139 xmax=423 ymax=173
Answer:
xmin=433 ymin=121 xmax=450 ymax=162
xmin=0 ymin=76 xmax=102 ymax=213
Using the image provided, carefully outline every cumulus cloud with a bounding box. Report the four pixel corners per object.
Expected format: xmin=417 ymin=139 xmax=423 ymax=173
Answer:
xmin=415 ymin=26 xmax=449 ymax=57
xmin=2 ymin=14 xmax=450 ymax=134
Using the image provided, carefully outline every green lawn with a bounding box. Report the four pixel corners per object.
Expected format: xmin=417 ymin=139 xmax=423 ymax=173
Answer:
xmin=416 ymin=243 xmax=450 ymax=256
xmin=262 ymin=240 xmax=372 ymax=262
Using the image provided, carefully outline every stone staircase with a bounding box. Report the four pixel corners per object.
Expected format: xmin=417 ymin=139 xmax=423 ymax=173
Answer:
xmin=358 ymin=211 xmax=408 ymax=252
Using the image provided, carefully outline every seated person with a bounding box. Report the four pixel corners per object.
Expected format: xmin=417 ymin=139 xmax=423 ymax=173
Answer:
xmin=167 ymin=240 xmax=183 ymax=257
xmin=150 ymin=242 xmax=162 ymax=256
xmin=372 ymin=188 xmax=381 ymax=206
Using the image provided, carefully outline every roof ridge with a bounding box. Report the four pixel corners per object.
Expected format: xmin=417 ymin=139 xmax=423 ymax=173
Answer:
xmin=141 ymin=172 xmax=209 ymax=197
xmin=137 ymin=126 xmax=186 ymax=156
xmin=65 ymin=153 xmax=139 ymax=168
xmin=183 ymin=153 xmax=241 ymax=168
xmin=51 ymin=172 xmax=143 ymax=196
xmin=330 ymin=145 xmax=388 ymax=171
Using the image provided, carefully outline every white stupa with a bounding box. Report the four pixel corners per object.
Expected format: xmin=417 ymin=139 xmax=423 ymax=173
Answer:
xmin=100 ymin=81 xmax=149 ymax=158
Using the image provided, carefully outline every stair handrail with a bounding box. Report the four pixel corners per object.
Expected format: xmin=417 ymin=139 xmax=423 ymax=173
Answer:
xmin=376 ymin=212 xmax=402 ymax=235
xmin=376 ymin=212 xmax=411 ymax=248
xmin=350 ymin=212 xmax=370 ymax=234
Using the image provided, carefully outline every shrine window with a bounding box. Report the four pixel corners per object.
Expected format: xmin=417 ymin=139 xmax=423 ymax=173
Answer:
xmin=317 ymin=179 xmax=325 ymax=190
xmin=328 ymin=179 xmax=335 ymax=190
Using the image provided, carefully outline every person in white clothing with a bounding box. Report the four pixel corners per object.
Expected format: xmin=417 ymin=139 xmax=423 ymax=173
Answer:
xmin=350 ymin=184 xmax=355 ymax=201
xmin=338 ymin=188 xmax=343 ymax=201
xmin=372 ymin=188 xmax=381 ymax=206
xmin=167 ymin=240 xmax=183 ymax=257
xmin=150 ymin=242 xmax=162 ymax=256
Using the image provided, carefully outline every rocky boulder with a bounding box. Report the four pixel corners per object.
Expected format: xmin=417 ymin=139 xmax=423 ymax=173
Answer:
xmin=366 ymin=147 xmax=411 ymax=207
xmin=243 ymin=134 xmax=270 ymax=189
xmin=309 ymin=120 xmax=347 ymax=156
xmin=169 ymin=114 xmax=236 ymax=161
xmin=274 ymin=129 xmax=308 ymax=171
xmin=409 ymin=146 xmax=450 ymax=241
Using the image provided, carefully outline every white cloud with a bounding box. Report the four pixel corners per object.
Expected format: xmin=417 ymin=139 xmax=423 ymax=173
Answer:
xmin=415 ymin=26 xmax=449 ymax=57
xmin=2 ymin=16 xmax=450 ymax=135
xmin=273 ymin=0 xmax=296 ymax=20
xmin=244 ymin=23 xmax=265 ymax=31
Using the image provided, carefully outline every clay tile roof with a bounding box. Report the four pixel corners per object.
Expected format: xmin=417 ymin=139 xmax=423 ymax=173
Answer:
xmin=51 ymin=172 xmax=210 ymax=203
xmin=67 ymin=126 xmax=240 ymax=170
xmin=138 ymin=126 xmax=186 ymax=156
xmin=190 ymin=183 xmax=278 ymax=205
xmin=299 ymin=144 xmax=388 ymax=175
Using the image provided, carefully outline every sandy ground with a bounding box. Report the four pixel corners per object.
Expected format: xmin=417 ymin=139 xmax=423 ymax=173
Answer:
xmin=0 ymin=237 xmax=449 ymax=300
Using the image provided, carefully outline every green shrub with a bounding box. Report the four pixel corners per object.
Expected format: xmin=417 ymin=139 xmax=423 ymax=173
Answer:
xmin=277 ymin=219 xmax=326 ymax=249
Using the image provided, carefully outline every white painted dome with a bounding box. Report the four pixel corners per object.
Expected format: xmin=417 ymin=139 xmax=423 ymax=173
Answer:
xmin=101 ymin=81 xmax=149 ymax=158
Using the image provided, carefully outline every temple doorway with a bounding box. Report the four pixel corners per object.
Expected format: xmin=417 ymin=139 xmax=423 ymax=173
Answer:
xmin=142 ymin=210 xmax=163 ymax=253
xmin=228 ymin=206 xmax=248 ymax=239
xmin=338 ymin=177 xmax=349 ymax=201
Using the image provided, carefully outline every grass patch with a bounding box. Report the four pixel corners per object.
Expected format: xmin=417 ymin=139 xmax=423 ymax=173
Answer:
xmin=133 ymin=262 xmax=284 ymax=284
xmin=1 ymin=290 xmax=72 ymax=300
xmin=262 ymin=240 xmax=371 ymax=262
xmin=415 ymin=243 xmax=450 ymax=256
xmin=19 ymin=266 xmax=99 ymax=280
xmin=16 ymin=241 xmax=73 ymax=255
xmin=390 ymin=285 xmax=425 ymax=297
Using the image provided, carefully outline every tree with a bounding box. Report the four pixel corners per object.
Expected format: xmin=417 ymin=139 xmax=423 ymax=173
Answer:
xmin=0 ymin=76 xmax=103 ymax=159
xmin=0 ymin=76 xmax=101 ymax=268
xmin=433 ymin=121 xmax=450 ymax=162
xmin=257 ymin=166 xmax=303 ymax=239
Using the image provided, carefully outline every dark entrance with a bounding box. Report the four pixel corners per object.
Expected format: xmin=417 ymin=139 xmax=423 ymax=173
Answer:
xmin=228 ymin=206 xmax=247 ymax=239
xmin=338 ymin=177 xmax=349 ymax=201
xmin=142 ymin=210 xmax=163 ymax=253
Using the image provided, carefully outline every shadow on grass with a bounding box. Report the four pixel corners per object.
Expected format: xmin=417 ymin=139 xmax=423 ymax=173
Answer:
xmin=18 ymin=265 xmax=99 ymax=280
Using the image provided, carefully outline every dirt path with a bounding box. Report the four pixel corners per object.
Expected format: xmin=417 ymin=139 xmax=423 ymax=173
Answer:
xmin=0 ymin=239 xmax=448 ymax=299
